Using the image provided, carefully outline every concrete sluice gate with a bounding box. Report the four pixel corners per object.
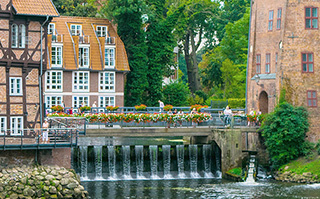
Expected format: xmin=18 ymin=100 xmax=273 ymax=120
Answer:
xmin=72 ymin=139 xmax=222 ymax=181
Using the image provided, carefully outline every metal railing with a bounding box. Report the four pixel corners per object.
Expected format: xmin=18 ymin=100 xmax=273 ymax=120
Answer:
xmin=105 ymin=37 xmax=116 ymax=45
xmin=0 ymin=128 xmax=79 ymax=150
xmin=79 ymin=35 xmax=90 ymax=44
xmin=52 ymin=34 xmax=63 ymax=43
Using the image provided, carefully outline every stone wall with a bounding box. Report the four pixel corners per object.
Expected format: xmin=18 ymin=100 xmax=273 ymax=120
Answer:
xmin=0 ymin=165 xmax=88 ymax=198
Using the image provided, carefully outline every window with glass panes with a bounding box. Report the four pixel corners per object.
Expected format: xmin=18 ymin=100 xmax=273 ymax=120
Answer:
xmin=73 ymin=71 xmax=89 ymax=91
xmin=307 ymin=90 xmax=317 ymax=107
xmin=48 ymin=23 xmax=55 ymax=35
xmin=306 ymin=7 xmax=318 ymax=29
xmin=302 ymin=53 xmax=313 ymax=73
xmin=104 ymin=47 xmax=115 ymax=67
xmin=73 ymin=96 xmax=89 ymax=107
xmin=18 ymin=24 xmax=25 ymax=48
xmin=11 ymin=24 xmax=18 ymax=48
xmin=256 ymin=54 xmax=261 ymax=74
xmin=96 ymin=26 xmax=107 ymax=37
xmin=277 ymin=8 xmax=282 ymax=29
xmin=79 ymin=47 xmax=89 ymax=67
xmin=9 ymin=77 xmax=22 ymax=95
xmin=265 ymin=54 xmax=270 ymax=73
xmin=99 ymin=72 xmax=115 ymax=91
xmin=46 ymin=71 xmax=62 ymax=91
xmin=52 ymin=46 xmax=62 ymax=67
xmin=70 ymin=24 xmax=82 ymax=36
xmin=10 ymin=117 xmax=23 ymax=135
xmin=99 ymin=96 xmax=115 ymax=107
xmin=46 ymin=96 xmax=62 ymax=108
xmin=268 ymin=10 xmax=274 ymax=31
xmin=0 ymin=117 xmax=6 ymax=135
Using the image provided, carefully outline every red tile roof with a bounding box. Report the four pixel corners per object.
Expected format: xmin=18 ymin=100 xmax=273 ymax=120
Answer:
xmin=12 ymin=0 xmax=59 ymax=16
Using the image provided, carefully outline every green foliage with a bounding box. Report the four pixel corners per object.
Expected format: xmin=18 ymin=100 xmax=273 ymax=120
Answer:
xmin=101 ymin=0 xmax=148 ymax=106
xmin=163 ymin=81 xmax=190 ymax=106
xmin=260 ymin=102 xmax=310 ymax=169
xmin=279 ymin=156 xmax=320 ymax=176
xmin=228 ymin=98 xmax=246 ymax=108
xmin=279 ymin=87 xmax=287 ymax=104
xmin=200 ymin=8 xmax=249 ymax=98
xmin=227 ymin=167 xmax=242 ymax=176
xmin=52 ymin=0 xmax=97 ymax=17
xmin=316 ymin=140 xmax=320 ymax=155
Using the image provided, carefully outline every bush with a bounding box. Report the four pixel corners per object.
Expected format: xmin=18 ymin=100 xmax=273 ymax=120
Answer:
xmin=260 ymin=102 xmax=309 ymax=169
xmin=228 ymin=98 xmax=245 ymax=108
xmin=163 ymin=81 xmax=190 ymax=106
xmin=205 ymin=98 xmax=245 ymax=108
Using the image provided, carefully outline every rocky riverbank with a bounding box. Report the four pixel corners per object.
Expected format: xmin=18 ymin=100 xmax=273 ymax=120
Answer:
xmin=0 ymin=165 xmax=88 ymax=199
xmin=275 ymin=167 xmax=320 ymax=183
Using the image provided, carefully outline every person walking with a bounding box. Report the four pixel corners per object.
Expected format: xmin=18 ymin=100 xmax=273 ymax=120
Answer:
xmin=224 ymin=106 xmax=232 ymax=127
xmin=42 ymin=119 xmax=49 ymax=144
xmin=158 ymin=100 xmax=164 ymax=113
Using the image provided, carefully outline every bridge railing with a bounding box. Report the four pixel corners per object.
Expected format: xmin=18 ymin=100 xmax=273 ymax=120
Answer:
xmin=0 ymin=128 xmax=79 ymax=150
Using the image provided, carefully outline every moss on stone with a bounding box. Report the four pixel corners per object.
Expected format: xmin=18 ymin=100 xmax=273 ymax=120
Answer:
xmin=279 ymin=155 xmax=320 ymax=176
xmin=227 ymin=167 xmax=242 ymax=177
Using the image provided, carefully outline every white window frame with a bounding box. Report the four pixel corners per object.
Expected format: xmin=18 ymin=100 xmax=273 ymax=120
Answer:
xmin=96 ymin=26 xmax=107 ymax=37
xmin=104 ymin=47 xmax=115 ymax=68
xmin=72 ymin=96 xmax=89 ymax=108
xmin=51 ymin=46 xmax=63 ymax=67
xmin=99 ymin=72 xmax=115 ymax=92
xmin=10 ymin=117 xmax=23 ymax=136
xmin=99 ymin=96 xmax=115 ymax=107
xmin=11 ymin=24 xmax=18 ymax=48
xmin=71 ymin=24 xmax=82 ymax=36
xmin=79 ymin=47 xmax=89 ymax=68
xmin=0 ymin=117 xmax=6 ymax=135
xmin=73 ymin=71 xmax=89 ymax=92
xmin=9 ymin=77 xmax=22 ymax=95
xmin=45 ymin=71 xmax=63 ymax=92
xmin=18 ymin=24 xmax=26 ymax=48
xmin=45 ymin=96 xmax=62 ymax=108
xmin=48 ymin=23 xmax=55 ymax=35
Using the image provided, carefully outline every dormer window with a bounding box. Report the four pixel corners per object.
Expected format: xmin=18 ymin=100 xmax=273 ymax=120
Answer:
xmin=96 ymin=26 xmax=107 ymax=37
xmin=105 ymin=47 xmax=115 ymax=68
xmin=79 ymin=47 xmax=89 ymax=68
xmin=48 ymin=23 xmax=55 ymax=35
xmin=71 ymin=24 xmax=82 ymax=36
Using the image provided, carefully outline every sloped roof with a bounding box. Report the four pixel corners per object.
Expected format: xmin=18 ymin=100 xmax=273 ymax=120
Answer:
xmin=12 ymin=0 xmax=59 ymax=17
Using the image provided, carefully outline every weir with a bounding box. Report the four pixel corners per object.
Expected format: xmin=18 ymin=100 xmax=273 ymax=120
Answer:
xmin=73 ymin=143 xmax=221 ymax=181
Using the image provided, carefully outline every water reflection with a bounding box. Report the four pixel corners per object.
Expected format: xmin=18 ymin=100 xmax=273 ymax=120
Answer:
xmin=82 ymin=179 xmax=320 ymax=199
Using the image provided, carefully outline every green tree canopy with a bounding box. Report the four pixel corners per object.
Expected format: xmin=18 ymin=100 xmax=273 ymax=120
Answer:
xmin=163 ymin=81 xmax=191 ymax=106
xmin=52 ymin=0 xmax=97 ymax=17
xmin=261 ymin=103 xmax=309 ymax=169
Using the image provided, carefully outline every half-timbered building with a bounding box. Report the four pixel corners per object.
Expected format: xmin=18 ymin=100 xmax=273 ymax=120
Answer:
xmin=0 ymin=0 xmax=58 ymax=132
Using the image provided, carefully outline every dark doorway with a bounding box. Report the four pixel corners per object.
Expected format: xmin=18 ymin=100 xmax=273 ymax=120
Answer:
xmin=259 ymin=91 xmax=268 ymax=113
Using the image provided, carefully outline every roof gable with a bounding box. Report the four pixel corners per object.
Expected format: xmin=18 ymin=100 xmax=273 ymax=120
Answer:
xmin=12 ymin=0 xmax=59 ymax=17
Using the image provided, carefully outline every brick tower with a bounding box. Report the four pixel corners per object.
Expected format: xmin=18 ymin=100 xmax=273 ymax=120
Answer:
xmin=247 ymin=0 xmax=320 ymax=141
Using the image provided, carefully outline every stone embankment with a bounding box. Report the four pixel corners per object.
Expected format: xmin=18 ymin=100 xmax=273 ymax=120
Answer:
xmin=0 ymin=165 xmax=88 ymax=199
xmin=275 ymin=166 xmax=320 ymax=183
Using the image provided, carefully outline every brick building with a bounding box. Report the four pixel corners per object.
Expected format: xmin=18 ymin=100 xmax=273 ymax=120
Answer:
xmin=247 ymin=0 xmax=320 ymax=141
xmin=44 ymin=16 xmax=130 ymax=110
xmin=0 ymin=0 xmax=58 ymax=132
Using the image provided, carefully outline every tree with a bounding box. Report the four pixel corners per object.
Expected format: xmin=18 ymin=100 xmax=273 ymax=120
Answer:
xmin=101 ymin=0 xmax=149 ymax=106
xmin=261 ymin=103 xmax=309 ymax=169
xmin=52 ymin=0 xmax=97 ymax=17
xmin=145 ymin=0 xmax=178 ymax=106
xmin=168 ymin=0 xmax=218 ymax=93
xmin=200 ymin=7 xmax=249 ymax=98
xmin=163 ymin=81 xmax=190 ymax=106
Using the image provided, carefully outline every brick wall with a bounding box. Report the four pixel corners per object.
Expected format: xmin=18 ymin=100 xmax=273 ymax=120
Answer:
xmin=247 ymin=0 xmax=320 ymax=141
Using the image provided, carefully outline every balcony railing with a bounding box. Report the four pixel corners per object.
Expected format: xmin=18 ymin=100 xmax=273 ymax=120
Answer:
xmin=79 ymin=35 xmax=90 ymax=44
xmin=52 ymin=34 xmax=64 ymax=43
xmin=105 ymin=37 xmax=116 ymax=45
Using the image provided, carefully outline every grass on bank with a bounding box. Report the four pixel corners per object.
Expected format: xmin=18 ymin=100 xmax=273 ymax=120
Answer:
xmin=279 ymin=154 xmax=320 ymax=176
xmin=226 ymin=167 xmax=242 ymax=176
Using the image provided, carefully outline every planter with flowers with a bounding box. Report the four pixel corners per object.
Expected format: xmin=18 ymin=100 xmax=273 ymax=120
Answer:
xmin=135 ymin=104 xmax=147 ymax=112
xmin=106 ymin=106 xmax=119 ymax=112
xmin=163 ymin=105 xmax=173 ymax=112
xmin=51 ymin=105 xmax=64 ymax=113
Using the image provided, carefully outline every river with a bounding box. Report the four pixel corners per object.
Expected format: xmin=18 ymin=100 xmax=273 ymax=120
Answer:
xmin=82 ymin=179 xmax=320 ymax=199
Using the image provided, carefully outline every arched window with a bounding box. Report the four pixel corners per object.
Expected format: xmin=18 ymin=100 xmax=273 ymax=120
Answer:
xmin=18 ymin=24 xmax=25 ymax=48
xmin=11 ymin=24 xmax=18 ymax=48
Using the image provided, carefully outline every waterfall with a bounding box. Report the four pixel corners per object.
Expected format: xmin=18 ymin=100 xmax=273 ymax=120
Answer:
xmin=189 ymin=145 xmax=200 ymax=178
xmin=135 ymin=145 xmax=145 ymax=179
xmin=122 ymin=145 xmax=132 ymax=179
xmin=108 ymin=146 xmax=117 ymax=180
xmin=149 ymin=145 xmax=160 ymax=179
xmin=162 ymin=145 xmax=172 ymax=179
xmin=203 ymin=145 xmax=214 ymax=178
xmin=80 ymin=146 xmax=88 ymax=180
xmin=176 ymin=145 xmax=186 ymax=178
xmin=94 ymin=146 xmax=103 ymax=180
xmin=245 ymin=155 xmax=256 ymax=183
xmin=215 ymin=144 xmax=222 ymax=178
